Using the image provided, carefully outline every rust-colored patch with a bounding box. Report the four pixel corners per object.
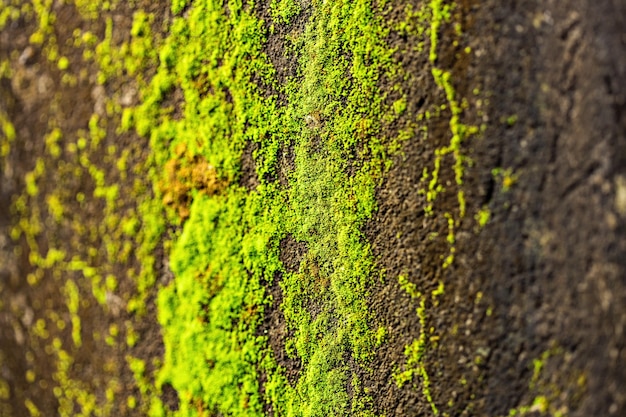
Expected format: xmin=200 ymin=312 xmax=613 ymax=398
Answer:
xmin=160 ymin=143 xmax=228 ymax=219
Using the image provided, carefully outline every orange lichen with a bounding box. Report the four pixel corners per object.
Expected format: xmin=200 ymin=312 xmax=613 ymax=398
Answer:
xmin=159 ymin=144 xmax=227 ymax=219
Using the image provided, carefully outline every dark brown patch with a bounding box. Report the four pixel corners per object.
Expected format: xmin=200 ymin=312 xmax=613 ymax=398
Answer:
xmin=239 ymin=141 xmax=260 ymax=191
xmin=465 ymin=1 xmax=626 ymax=415
xmin=278 ymin=234 xmax=307 ymax=273
xmin=257 ymin=272 xmax=302 ymax=387
xmin=160 ymin=382 xmax=180 ymax=411
xmin=160 ymin=84 xmax=185 ymax=121
xmin=252 ymin=1 xmax=312 ymax=103
xmin=255 ymin=234 xmax=309 ymax=398
xmin=365 ymin=0 xmax=626 ymax=416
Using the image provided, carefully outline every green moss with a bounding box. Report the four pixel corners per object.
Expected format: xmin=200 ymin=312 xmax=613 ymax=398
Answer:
xmin=123 ymin=0 xmax=427 ymax=413
xmin=393 ymin=97 xmax=407 ymax=115
xmin=44 ymin=127 xmax=62 ymax=158
xmin=393 ymin=296 xmax=439 ymax=415
xmin=507 ymin=344 xmax=586 ymax=417
xmin=24 ymin=158 xmax=45 ymax=197
xmin=170 ymin=0 xmax=190 ymax=15
xmin=24 ymin=398 xmax=41 ymax=417
xmin=0 ymin=2 xmax=21 ymax=30
xmin=492 ymin=167 xmax=518 ymax=192
xmin=270 ymin=0 xmax=302 ymax=25
xmin=57 ymin=56 xmax=69 ymax=70
xmin=29 ymin=0 xmax=56 ymax=49
xmin=505 ymin=114 xmax=518 ymax=126
xmin=45 ymin=194 xmax=65 ymax=222
xmin=475 ymin=206 xmax=491 ymax=228
xmin=428 ymin=0 xmax=452 ymax=63
xmin=73 ymin=0 xmax=118 ymax=21
xmin=63 ymin=279 xmax=82 ymax=348
xmin=398 ymin=274 xmax=422 ymax=299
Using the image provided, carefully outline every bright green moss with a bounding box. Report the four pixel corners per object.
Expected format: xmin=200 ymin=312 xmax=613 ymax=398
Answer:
xmin=476 ymin=206 xmax=491 ymax=228
xmin=270 ymin=0 xmax=301 ymax=24
xmin=57 ymin=56 xmax=69 ymax=70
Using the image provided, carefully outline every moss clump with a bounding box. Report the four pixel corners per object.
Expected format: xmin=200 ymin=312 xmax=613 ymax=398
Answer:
xmin=129 ymin=0 xmax=481 ymax=414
